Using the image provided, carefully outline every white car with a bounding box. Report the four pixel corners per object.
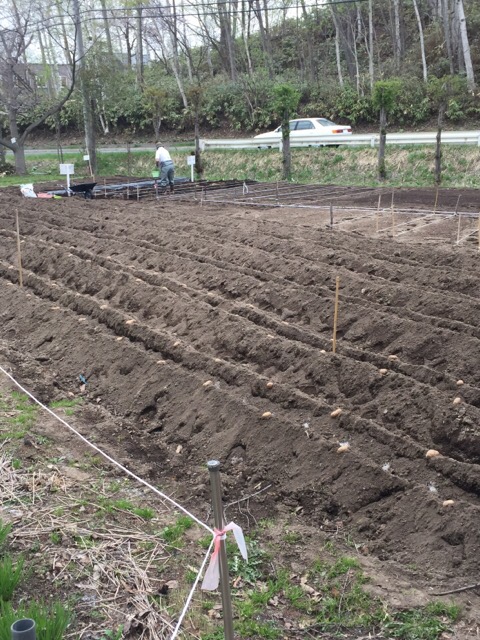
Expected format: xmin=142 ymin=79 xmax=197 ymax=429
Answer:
xmin=254 ymin=117 xmax=352 ymax=147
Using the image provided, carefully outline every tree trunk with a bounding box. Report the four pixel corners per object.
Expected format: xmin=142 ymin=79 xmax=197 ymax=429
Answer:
xmin=218 ymin=0 xmax=237 ymax=80
xmin=368 ymin=0 xmax=374 ymax=89
xmin=351 ymin=21 xmax=360 ymax=93
xmin=281 ymin=111 xmax=291 ymax=181
xmin=136 ymin=7 xmax=144 ymax=87
xmin=254 ymin=0 xmax=274 ymax=79
xmin=331 ymin=6 xmax=356 ymax=83
xmin=99 ymin=0 xmax=113 ymax=57
xmin=194 ymin=113 xmax=204 ymax=180
xmin=457 ymin=0 xmax=475 ymax=90
xmin=126 ymin=24 xmax=133 ymax=68
xmin=6 ymin=110 xmax=27 ymax=174
xmin=242 ymin=0 xmax=253 ymax=74
xmin=442 ymin=0 xmax=455 ymax=73
xmin=378 ymin=106 xmax=387 ymax=180
xmin=412 ymin=0 xmax=428 ymax=82
xmin=333 ymin=12 xmax=344 ymax=86
xmin=392 ymin=0 xmax=403 ymax=71
xmin=73 ymin=0 xmax=97 ymax=175
xmin=435 ymin=103 xmax=446 ymax=185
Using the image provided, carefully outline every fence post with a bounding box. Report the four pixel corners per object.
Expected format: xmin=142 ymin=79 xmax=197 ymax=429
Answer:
xmin=207 ymin=460 xmax=234 ymax=640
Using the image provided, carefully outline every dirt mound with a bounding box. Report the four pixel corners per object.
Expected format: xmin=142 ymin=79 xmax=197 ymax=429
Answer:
xmin=1 ymin=187 xmax=480 ymax=586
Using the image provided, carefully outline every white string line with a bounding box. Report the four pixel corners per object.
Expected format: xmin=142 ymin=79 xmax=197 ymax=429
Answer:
xmin=169 ymin=538 xmax=214 ymax=640
xmin=1 ymin=365 xmax=218 ymax=638
xmin=0 ymin=365 xmax=213 ymax=535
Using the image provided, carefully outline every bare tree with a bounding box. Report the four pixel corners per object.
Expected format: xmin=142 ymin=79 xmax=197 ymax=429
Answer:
xmin=368 ymin=0 xmax=374 ymax=89
xmin=456 ymin=0 xmax=474 ymax=90
xmin=0 ymin=6 xmax=77 ymax=174
xmin=392 ymin=0 xmax=403 ymax=71
xmin=412 ymin=0 xmax=428 ymax=82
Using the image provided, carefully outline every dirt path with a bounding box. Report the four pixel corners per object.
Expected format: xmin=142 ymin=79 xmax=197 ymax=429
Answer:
xmin=1 ymin=187 xmax=480 ymax=596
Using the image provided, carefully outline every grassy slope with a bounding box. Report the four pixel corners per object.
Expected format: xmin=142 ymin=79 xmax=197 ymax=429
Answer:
xmin=1 ymin=146 xmax=480 ymax=188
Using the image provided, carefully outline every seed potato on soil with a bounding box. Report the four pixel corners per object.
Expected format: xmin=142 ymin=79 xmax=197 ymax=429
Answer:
xmin=1 ymin=184 xmax=480 ymax=624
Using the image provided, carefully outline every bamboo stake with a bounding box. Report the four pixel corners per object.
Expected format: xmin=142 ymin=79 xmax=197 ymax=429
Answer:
xmin=104 ymin=178 xmax=107 ymax=198
xmin=376 ymin=194 xmax=381 ymax=233
xmin=137 ymin=185 xmax=140 ymax=201
xmin=455 ymin=195 xmax=461 ymax=215
xmin=332 ymin=276 xmax=340 ymax=354
xmin=456 ymin=213 xmax=462 ymax=245
xmin=15 ymin=210 xmax=23 ymax=288
xmin=391 ymin=202 xmax=395 ymax=237
xmin=330 ymin=203 xmax=334 ymax=228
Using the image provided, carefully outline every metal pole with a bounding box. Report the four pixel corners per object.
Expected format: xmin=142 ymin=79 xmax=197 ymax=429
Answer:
xmin=332 ymin=276 xmax=340 ymax=354
xmin=376 ymin=194 xmax=381 ymax=233
xmin=15 ymin=210 xmax=23 ymax=288
xmin=207 ymin=460 xmax=234 ymax=640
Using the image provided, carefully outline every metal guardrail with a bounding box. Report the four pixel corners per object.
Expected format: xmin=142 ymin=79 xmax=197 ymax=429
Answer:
xmin=200 ymin=130 xmax=480 ymax=150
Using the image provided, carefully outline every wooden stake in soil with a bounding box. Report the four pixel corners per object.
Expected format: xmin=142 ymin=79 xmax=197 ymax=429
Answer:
xmin=15 ymin=210 xmax=23 ymax=287
xmin=332 ymin=276 xmax=340 ymax=354
xmin=376 ymin=194 xmax=381 ymax=233
xmin=434 ymin=186 xmax=439 ymax=214
xmin=137 ymin=185 xmax=140 ymax=201
xmin=391 ymin=202 xmax=395 ymax=237
xmin=456 ymin=213 xmax=462 ymax=245
xmin=330 ymin=203 xmax=334 ymax=228
xmin=104 ymin=178 xmax=107 ymax=198
xmin=207 ymin=461 xmax=234 ymax=640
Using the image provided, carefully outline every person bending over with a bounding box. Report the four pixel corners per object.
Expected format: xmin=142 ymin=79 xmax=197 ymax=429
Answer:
xmin=155 ymin=142 xmax=175 ymax=193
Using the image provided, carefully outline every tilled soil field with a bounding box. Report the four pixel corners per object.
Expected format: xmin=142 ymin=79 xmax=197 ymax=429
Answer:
xmin=1 ymin=185 xmax=480 ymax=595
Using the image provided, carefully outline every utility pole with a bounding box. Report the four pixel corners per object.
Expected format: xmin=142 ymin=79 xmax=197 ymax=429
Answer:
xmin=72 ymin=0 xmax=97 ymax=175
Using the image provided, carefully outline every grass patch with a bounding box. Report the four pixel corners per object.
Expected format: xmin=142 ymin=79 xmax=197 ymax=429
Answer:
xmin=0 ymin=600 xmax=71 ymax=640
xmin=0 ymin=554 xmax=24 ymax=601
xmin=4 ymin=144 xmax=480 ymax=189
xmin=49 ymin=397 xmax=83 ymax=417
xmin=0 ymin=391 xmax=38 ymax=441
xmin=159 ymin=515 xmax=194 ymax=547
xmin=384 ymin=602 xmax=461 ymax=639
xmin=0 ymin=520 xmax=12 ymax=549
xmin=97 ymin=497 xmax=155 ymax=520
xmin=221 ymin=548 xmax=461 ymax=640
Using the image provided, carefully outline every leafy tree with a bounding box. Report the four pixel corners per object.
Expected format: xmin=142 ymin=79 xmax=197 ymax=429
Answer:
xmin=372 ymin=80 xmax=402 ymax=180
xmin=273 ymin=83 xmax=300 ymax=181
xmin=144 ymin=87 xmax=169 ymax=139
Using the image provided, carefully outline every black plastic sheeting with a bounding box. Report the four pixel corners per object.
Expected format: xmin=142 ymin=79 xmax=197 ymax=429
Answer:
xmin=47 ymin=177 xmax=190 ymax=198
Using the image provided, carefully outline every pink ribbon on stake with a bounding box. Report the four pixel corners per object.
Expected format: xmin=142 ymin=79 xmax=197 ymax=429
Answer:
xmin=201 ymin=522 xmax=248 ymax=591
